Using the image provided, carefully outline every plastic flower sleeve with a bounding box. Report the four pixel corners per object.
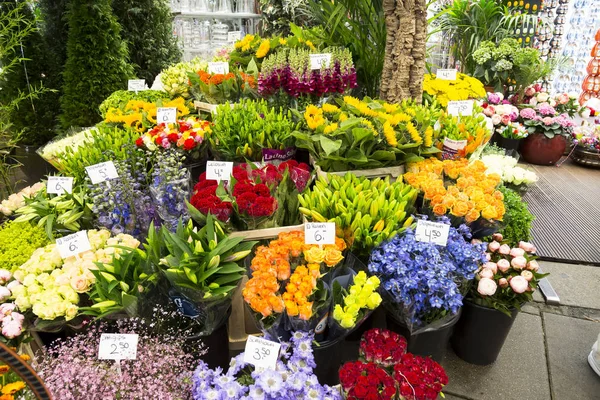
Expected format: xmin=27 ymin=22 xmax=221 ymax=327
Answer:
xmin=286 ymin=280 xmax=332 ymax=339
xmin=37 ymin=127 xmax=96 ymax=169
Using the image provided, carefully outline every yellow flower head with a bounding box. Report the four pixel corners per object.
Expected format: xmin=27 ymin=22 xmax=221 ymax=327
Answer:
xmin=383 ymin=121 xmax=397 ymax=147
xmin=305 ymin=40 xmax=316 ymax=51
xmin=279 ymin=38 xmax=287 ymax=45
xmin=1 ymin=382 xmax=25 ymax=395
xmin=322 ymin=103 xmax=340 ymax=114
xmin=406 ymin=122 xmax=422 ymax=144
xmin=323 ymin=123 xmax=339 ymax=134
xmin=256 ymin=39 xmax=270 ymax=58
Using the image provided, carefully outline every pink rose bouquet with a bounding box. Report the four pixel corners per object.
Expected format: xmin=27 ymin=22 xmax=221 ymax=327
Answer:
xmin=469 ymin=233 xmax=548 ymax=316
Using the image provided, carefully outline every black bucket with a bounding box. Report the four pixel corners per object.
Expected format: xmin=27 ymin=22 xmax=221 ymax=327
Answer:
xmin=492 ymin=133 xmax=523 ymax=153
xmin=450 ymin=301 xmax=519 ymax=365
xmin=184 ymin=323 xmax=230 ymax=370
xmin=385 ymin=310 xmax=461 ymax=362
xmin=313 ymin=339 xmax=344 ymax=386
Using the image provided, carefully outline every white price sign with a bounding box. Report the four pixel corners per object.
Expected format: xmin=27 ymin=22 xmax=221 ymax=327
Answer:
xmin=415 ymin=220 xmax=450 ymax=247
xmin=310 ymin=53 xmax=332 ymax=70
xmin=447 ymin=100 xmax=474 ymax=116
xmin=206 ymin=161 xmax=234 ymax=182
xmin=436 ymin=69 xmax=457 ymax=80
xmin=243 ymin=336 xmax=281 ymax=370
xmin=305 ymin=222 xmax=336 ymax=245
xmin=127 ymin=79 xmax=146 ymax=92
xmin=56 ymin=231 xmax=92 ymax=259
xmin=157 ymin=107 xmax=177 ymax=124
xmin=47 ymin=177 xmax=74 ymax=194
xmin=208 ymin=62 xmax=230 ymax=75
xmin=98 ymin=334 xmax=139 ymax=360
xmin=227 ymin=31 xmax=242 ymax=43
xmin=85 ymin=161 xmax=119 ymax=184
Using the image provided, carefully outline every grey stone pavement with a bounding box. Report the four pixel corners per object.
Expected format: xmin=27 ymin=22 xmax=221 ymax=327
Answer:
xmin=441 ymin=261 xmax=600 ymax=400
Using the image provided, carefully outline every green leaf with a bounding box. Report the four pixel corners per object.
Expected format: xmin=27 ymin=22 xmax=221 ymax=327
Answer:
xmin=319 ymin=136 xmax=343 ymax=155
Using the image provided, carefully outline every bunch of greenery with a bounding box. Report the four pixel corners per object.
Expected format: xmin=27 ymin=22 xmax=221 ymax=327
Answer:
xmin=302 ymin=0 xmax=386 ymax=98
xmin=0 ymin=220 xmax=49 ymax=272
xmin=496 ymin=185 xmax=535 ymax=246
xmin=60 ymin=0 xmax=134 ymax=128
xmin=210 ymin=99 xmax=300 ymax=162
xmin=258 ymin=0 xmax=316 ymax=36
xmin=111 ymin=0 xmax=181 ymax=84
xmin=99 ymin=90 xmax=169 ymax=119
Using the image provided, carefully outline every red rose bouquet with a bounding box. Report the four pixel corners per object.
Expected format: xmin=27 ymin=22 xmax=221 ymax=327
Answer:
xmin=359 ymin=328 xmax=408 ymax=367
xmin=394 ymin=353 xmax=448 ymax=400
xmin=339 ymin=361 xmax=398 ymax=400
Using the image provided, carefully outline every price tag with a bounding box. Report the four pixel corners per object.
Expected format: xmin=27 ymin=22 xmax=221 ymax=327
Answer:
xmin=85 ymin=161 xmax=119 ymax=184
xmin=127 ymin=79 xmax=146 ymax=92
xmin=227 ymin=31 xmax=242 ymax=43
xmin=436 ymin=69 xmax=457 ymax=80
xmin=157 ymin=107 xmax=177 ymax=124
xmin=47 ymin=177 xmax=74 ymax=194
xmin=447 ymin=100 xmax=474 ymax=116
xmin=415 ymin=220 xmax=450 ymax=247
xmin=206 ymin=161 xmax=234 ymax=182
xmin=208 ymin=62 xmax=230 ymax=75
xmin=243 ymin=336 xmax=281 ymax=370
xmin=310 ymin=53 xmax=332 ymax=70
xmin=305 ymin=222 xmax=336 ymax=245
xmin=98 ymin=334 xmax=139 ymax=360
xmin=56 ymin=231 xmax=92 ymax=259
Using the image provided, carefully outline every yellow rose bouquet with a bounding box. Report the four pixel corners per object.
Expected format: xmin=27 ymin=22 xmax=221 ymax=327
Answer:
xmin=331 ymin=271 xmax=381 ymax=336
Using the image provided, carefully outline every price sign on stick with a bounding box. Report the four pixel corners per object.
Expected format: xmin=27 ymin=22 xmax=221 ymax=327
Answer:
xmin=56 ymin=231 xmax=92 ymax=259
xmin=98 ymin=334 xmax=139 ymax=360
xmin=310 ymin=53 xmax=332 ymax=70
xmin=206 ymin=161 xmax=233 ymax=182
xmin=436 ymin=69 xmax=457 ymax=80
xmin=85 ymin=161 xmax=118 ymax=184
xmin=447 ymin=100 xmax=474 ymax=116
xmin=157 ymin=107 xmax=177 ymax=124
xmin=415 ymin=220 xmax=450 ymax=247
xmin=243 ymin=336 xmax=281 ymax=370
xmin=305 ymin=222 xmax=336 ymax=245
xmin=127 ymin=79 xmax=146 ymax=92
xmin=208 ymin=62 xmax=230 ymax=75
xmin=47 ymin=177 xmax=74 ymax=194
xmin=227 ymin=31 xmax=242 ymax=43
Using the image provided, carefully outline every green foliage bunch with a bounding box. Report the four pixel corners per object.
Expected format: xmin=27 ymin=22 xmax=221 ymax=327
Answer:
xmin=60 ymin=0 xmax=134 ymax=128
xmin=99 ymin=89 xmax=169 ymax=118
xmin=0 ymin=220 xmax=49 ymax=272
xmin=258 ymin=0 xmax=317 ymax=36
xmin=497 ymin=186 xmax=535 ymax=246
xmin=111 ymin=0 xmax=181 ymax=84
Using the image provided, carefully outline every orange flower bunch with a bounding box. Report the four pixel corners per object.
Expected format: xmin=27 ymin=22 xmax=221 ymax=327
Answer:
xmin=404 ymin=158 xmax=505 ymax=223
xmin=243 ymin=230 xmax=346 ymax=320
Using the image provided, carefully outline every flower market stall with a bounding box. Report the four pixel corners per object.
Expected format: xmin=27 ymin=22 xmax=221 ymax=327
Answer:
xmin=0 ymin=0 xmax=599 ymax=398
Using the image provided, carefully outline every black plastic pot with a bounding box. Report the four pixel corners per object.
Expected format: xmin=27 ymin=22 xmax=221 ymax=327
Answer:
xmin=385 ymin=310 xmax=461 ymax=362
xmin=313 ymin=339 xmax=344 ymax=386
xmin=450 ymin=301 xmax=519 ymax=365
xmin=491 ymin=133 xmax=523 ymax=153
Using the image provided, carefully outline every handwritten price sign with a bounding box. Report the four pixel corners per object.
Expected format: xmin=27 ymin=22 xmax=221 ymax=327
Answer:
xmin=227 ymin=31 xmax=242 ymax=43
xmin=305 ymin=222 xmax=336 ymax=245
xmin=436 ymin=69 xmax=457 ymax=80
xmin=85 ymin=161 xmax=119 ymax=184
xmin=415 ymin=220 xmax=450 ymax=247
xmin=243 ymin=336 xmax=281 ymax=370
xmin=47 ymin=177 xmax=74 ymax=194
xmin=157 ymin=107 xmax=177 ymax=124
xmin=310 ymin=53 xmax=332 ymax=70
xmin=56 ymin=231 xmax=92 ymax=259
xmin=206 ymin=161 xmax=233 ymax=182
xmin=447 ymin=100 xmax=474 ymax=116
xmin=127 ymin=79 xmax=146 ymax=92
xmin=208 ymin=62 xmax=230 ymax=75
xmin=98 ymin=334 xmax=139 ymax=360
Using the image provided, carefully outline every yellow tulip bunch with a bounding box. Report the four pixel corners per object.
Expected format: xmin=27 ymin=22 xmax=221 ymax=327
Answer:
xmin=333 ymin=271 xmax=382 ymax=329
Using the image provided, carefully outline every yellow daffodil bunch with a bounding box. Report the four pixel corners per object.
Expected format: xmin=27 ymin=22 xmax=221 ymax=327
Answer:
xmin=422 ymin=73 xmax=486 ymax=106
xmin=104 ymin=97 xmax=190 ymax=132
xmin=333 ymin=271 xmax=382 ymax=329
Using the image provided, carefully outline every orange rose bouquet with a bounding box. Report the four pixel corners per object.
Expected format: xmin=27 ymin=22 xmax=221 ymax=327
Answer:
xmin=242 ymin=230 xmax=347 ymax=336
xmin=404 ymin=158 xmax=505 ymax=237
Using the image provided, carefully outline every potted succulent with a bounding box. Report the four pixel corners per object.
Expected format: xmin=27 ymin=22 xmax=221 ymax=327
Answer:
xmin=451 ymin=235 xmax=547 ymax=365
xmin=368 ymin=218 xmax=487 ymax=361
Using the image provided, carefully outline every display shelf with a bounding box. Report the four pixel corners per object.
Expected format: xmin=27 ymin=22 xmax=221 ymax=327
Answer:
xmin=173 ymin=11 xmax=261 ymax=19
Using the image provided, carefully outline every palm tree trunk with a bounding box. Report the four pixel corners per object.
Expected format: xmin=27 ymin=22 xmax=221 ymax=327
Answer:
xmin=379 ymin=0 xmax=428 ymax=103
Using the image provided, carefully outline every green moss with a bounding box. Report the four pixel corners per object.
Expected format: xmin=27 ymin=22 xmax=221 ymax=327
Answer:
xmin=0 ymin=221 xmax=50 ymax=272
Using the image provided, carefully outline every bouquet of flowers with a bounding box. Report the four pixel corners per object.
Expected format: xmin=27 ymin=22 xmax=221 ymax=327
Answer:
xmin=104 ymin=97 xmax=190 ymax=133
xmin=404 ymin=158 xmax=505 ymax=234
xmin=37 ymin=128 xmax=96 ymax=170
xmin=573 ymin=123 xmax=600 ymax=153
xmin=422 ymin=72 xmax=486 ymax=106
xmin=369 ymin=219 xmax=487 ymax=331
xmin=188 ymin=69 xmax=258 ymax=105
xmin=210 ymin=99 xmax=300 ymax=162
xmin=339 ymin=361 xmax=398 ymax=400
xmin=135 ymin=116 xmax=212 ymax=160
xmin=293 ymin=97 xmax=441 ymax=171
xmin=479 ymin=154 xmax=538 ymax=188
xmin=0 ymin=221 xmax=49 ymax=272
xmin=189 ymin=162 xmax=310 ymax=230
xmin=394 ymin=353 xmax=449 ymax=400
xmin=99 ymin=90 xmax=169 ymax=119
xmin=471 ymin=234 xmax=547 ymax=315
xmin=192 ymin=331 xmax=341 ymax=400
xmin=242 ymin=230 xmax=346 ymax=335
xmin=160 ymin=57 xmax=208 ymax=98
xmin=359 ymin=328 xmax=407 ymax=368
xmin=520 ymin=84 xmax=585 ymax=117
xmin=331 ymin=271 xmax=381 ymax=332
xmin=259 ymin=47 xmax=357 ymax=107
xmin=435 ymin=110 xmax=493 ymax=160
xmin=0 ymin=182 xmax=44 ymax=217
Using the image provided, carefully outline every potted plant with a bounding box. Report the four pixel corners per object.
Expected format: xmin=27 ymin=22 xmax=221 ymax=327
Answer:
xmin=491 ymin=121 xmax=528 ymax=152
xmin=572 ymin=123 xmax=600 ymax=168
xmin=368 ymin=218 xmax=487 ymax=361
xmin=451 ymin=235 xmax=547 ymax=365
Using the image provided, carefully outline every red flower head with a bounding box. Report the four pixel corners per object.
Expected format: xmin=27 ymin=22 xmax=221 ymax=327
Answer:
xmin=135 ymin=137 xmax=144 ymax=147
xmin=340 ymin=361 xmax=397 ymax=400
xmin=179 ymin=121 xmax=192 ymax=133
xmin=236 ymin=192 xmax=257 ymax=213
xmin=394 ymin=353 xmax=448 ymax=400
xmin=249 ymin=196 xmax=277 ymax=217
xmin=183 ymin=138 xmax=196 ymax=151
xmin=359 ymin=328 xmax=407 ymax=368
xmin=232 ymin=165 xmax=249 ymax=181
xmin=168 ymin=133 xmax=179 ymax=143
